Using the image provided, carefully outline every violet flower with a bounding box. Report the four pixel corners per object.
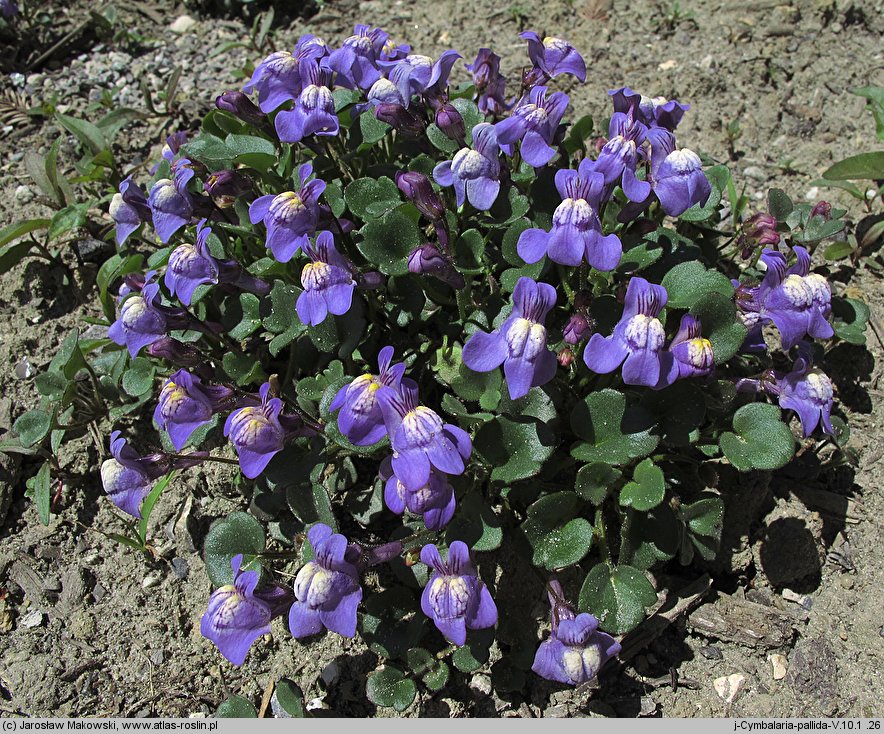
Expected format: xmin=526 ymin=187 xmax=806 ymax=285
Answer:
xmin=108 ymin=278 xmax=168 ymax=357
xmin=161 ymin=131 xmax=188 ymax=164
xmin=435 ymin=103 xmax=466 ymax=142
xmin=296 ymin=231 xmax=356 ymax=326
xmin=110 ymin=176 xmax=150 ymax=247
xmin=495 ymin=86 xmax=568 ymax=167
xmin=466 ymin=48 xmax=509 ymax=116
xmin=396 ymin=171 xmax=445 ymax=222
xmin=216 ymin=91 xmax=266 ymax=127
xmin=649 ymin=139 xmax=711 ymax=217
xmin=100 ymin=430 xmax=170 ymax=518
xmin=200 ymin=554 xmax=293 ymax=666
xmin=668 ymin=314 xmax=714 ymax=380
xmin=462 ymin=277 xmax=558 ymax=400
xmin=243 ymin=36 xmax=328 ymax=113
xmin=532 ymin=581 xmax=621 ymax=685
xmin=520 ymin=32 xmax=586 ymax=84
xmin=583 ymin=276 xmax=674 ymax=388
xmin=248 ymin=163 xmax=325 ymax=263
xmin=380 ymin=456 xmax=456 ymax=531
xmin=378 ymin=50 xmax=461 ymax=107
xmin=275 ymin=59 xmax=339 ymax=143
xmin=204 ymin=170 xmax=251 ymax=208
xmin=376 ymin=380 xmax=472 ymax=493
xmin=408 ymin=243 xmax=465 ymax=289
xmin=420 ymin=542 xmax=497 ymax=646
xmin=223 ymin=383 xmax=286 ymax=479
xmin=327 ymin=24 xmax=388 ymax=90
xmin=563 ymin=313 xmax=591 ymax=345
xmin=154 ymin=369 xmax=233 ymax=451
xmin=433 ymin=122 xmax=501 ymax=211
xmin=609 ymin=87 xmax=689 ymax=132
xmin=329 ymin=346 xmax=406 ymax=446
xmin=594 ymin=110 xmax=652 ymax=204
xmin=148 ymin=158 xmax=194 ymax=243
xmin=774 ymin=356 xmax=835 ymax=437
xmin=289 ymin=524 xmax=363 ymax=639
xmin=517 ymin=156 xmax=622 ymax=270
xmin=0 ymin=0 xmax=18 ymax=19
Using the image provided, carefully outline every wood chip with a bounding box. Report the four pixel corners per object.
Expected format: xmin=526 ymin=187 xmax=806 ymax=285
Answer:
xmin=687 ymin=592 xmax=800 ymax=649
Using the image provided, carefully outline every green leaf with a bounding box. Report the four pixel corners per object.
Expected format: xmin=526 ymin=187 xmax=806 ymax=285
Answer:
xmin=823 ymin=151 xmax=884 ymax=181
xmin=640 ymin=380 xmax=706 ymax=446
xmin=49 ymin=330 xmax=86 ymax=379
xmin=13 ymin=409 xmax=51 ymax=448
xmin=620 ymin=458 xmax=665 ymax=511
xmin=96 ymin=253 xmax=144 ymax=320
xmin=426 ymin=122 xmax=459 ymax=154
xmin=678 ymin=165 xmax=728 ymax=222
xmin=661 ymin=261 xmax=734 ymax=309
xmin=225 ymin=133 xmax=276 ymax=160
xmin=333 ymin=88 xmax=361 ymax=111
xmin=677 ymin=496 xmax=725 ymax=562
xmin=564 ymin=114 xmax=594 ymax=154
xmin=25 ymin=462 xmax=52 ymax=526
xmin=204 ymin=511 xmax=266 ymax=587
xmin=831 ymin=297 xmax=869 ymax=345
xmin=48 ymin=203 xmax=89 ymax=240
xmin=767 ymin=188 xmax=793 ymax=221
xmin=262 ymin=280 xmax=306 ymax=355
xmin=570 ymin=389 xmax=658 ymax=466
xmin=359 ymin=112 xmax=391 ymax=144
xmin=578 ymin=563 xmax=657 ymax=634
xmin=272 ymin=679 xmax=306 ymax=718
xmin=473 ymin=415 xmax=556 ymax=484
xmin=0 ymin=218 xmax=50 ymax=249
xmin=575 ymin=463 xmax=622 ymax=505
xmin=121 ymin=357 xmax=156 ymax=397
xmin=453 ymin=228 xmax=485 ymax=272
xmin=451 ymin=629 xmax=494 ymax=672
xmin=216 ymin=695 xmax=257 ymax=718
xmin=445 ymin=492 xmax=502 ymax=552
xmin=225 ymin=293 xmax=263 ymax=341
xmin=222 ymin=352 xmax=267 ymax=386
xmin=183 ymin=133 xmax=234 ymax=170
xmin=344 ymin=176 xmax=402 ymax=221
xmin=137 ymin=471 xmax=175 ymax=546
xmin=358 ymin=208 xmax=422 ymax=275
xmin=366 ymin=666 xmax=417 ymax=712
xmin=719 ymin=402 xmax=795 ymax=471
xmin=435 ymin=343 xmax=500 ymax=406
xmin=690 ymin=291 xmax=747 ymax=363
xmin=852 ymin=85 xmax=884 ymax=140
xmin=521 ymin=492 xmax=593 ymax=570
xmin=626 ymin=505 xmax=680 ymax=571
xmin=324 ymin=181 xmax=346 ymax=218
xmin=56 ymin=113 xmax=109 ymax=157
xmin=406 ymin=648 xmax=450 ymax=691
xmin=823 ymin=241 xmax=853 ymax=261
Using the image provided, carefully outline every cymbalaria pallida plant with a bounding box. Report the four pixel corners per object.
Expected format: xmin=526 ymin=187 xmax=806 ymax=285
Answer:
xmin=10 ymin=23 xmax=868 ymax=712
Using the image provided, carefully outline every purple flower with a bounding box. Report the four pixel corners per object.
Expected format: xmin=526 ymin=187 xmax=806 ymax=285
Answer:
xmin=584 ymin=276 xmax=674 ymax=388
xmin=100 ymin=431 xmax=169 ymax=518
xmin=327 ymin=24 xmax=388 ymax=90
xmin=563 ymin=313 xmax=591 ymax=345
xmin=736 ymin=247 xmax=833 ymax=350
xmin=609 ymin=87 xmax=689 ymax=132
xmin=668 ymin=314 xmax=714 ymax=380
xmin=165 ymin=219 xmax=218 ymax=305
xmin=148 ymin=159 xmax=194 ymax=243
xmin=289 ymin=524 xmax=363 ymax=639
xmin=296 ymin=231 xmax=356 ymax=326
xmin=275 ymin=60 xmax=339 ymax=143
xmin=0 ymin=0 xmax=19 ymax=19
xmin=396 ymin=171 xmax=444 ymax=221
xmin=376 ymin=380 xmax=472 ymax=492
xmin=161 ymin=131 xmax=188 ymax=164
xmin=433 ymin=122 xmax=501 ymax=211
xmin=495 ymin=86 xmax=568 ymax=167
xmin=420 ymin=542 xmax=497 ymax=646
xmin=200 ymin=554 xmax=293 ymax=666
xmin=108 ymin=279 xmax=168 ymax=357
xmin=216 ymin=91 xmax=266 ymax=126
xmin=378 ymin=50 xmax=461 ymax=107
xmin=380 ymin=457 xmax=456 ymax=531
xmin=517 ymin=156 xmax=622 ymax=270
xmin=408 ymin=243 xmax=465 ymax=289
xmin=435 ymin=103 xmax=466 ymax=142
xmin=462 ymin=277 xmax=558 ymax=400
xmin=520 ymin=32 xmax=586 ymax=83
xmin=243 ymin=36 xmax=328 ymax=113
xmin=110 ymin=176 xmax=150 ymax=247
xmin=532 ymin=581 xmax=620 ymax=685
xmin=154 ymin=369 xmax=233 ymax=451
xmin=248 ymin=163 xmax=325 ymax=263
xmin=650 ymin=143 xmax=711 ymax=217
xmin=595 ymin=111 xmax=652 ymax=204
xmin=329 ymin=346 xmax=406 ymax=446
xmin=774 ymin=356 xmax=834 ymax=437
xmin=223 ymin=383 xmax=286 ymax=479
xmin=146 ymin=337 xmax=204 ymax=369
xmin=466 ymin=48 xmax=509 ymax=116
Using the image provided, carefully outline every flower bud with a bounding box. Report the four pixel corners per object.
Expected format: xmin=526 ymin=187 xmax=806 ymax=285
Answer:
xmin=396 ymin=171 xmax=445 ymax=221
xmin=563 ymin=313 xmax=591 ymax=344
xmin=216 ymin=91 xmax=266 ymax=126
xmin=407 ymin=243 xmax=465 ymax=289
xmin=204 ymin=170 xmax=251 ymax=207
xmin=558 ymin=347 xmax=575 ymax=367
xmin=146 ymin=337 xmax=204 ymax=368
xmin=435 ymin=103 xmax=466 ymax=142
xmin=810 ymin=200 xmax=832 ymax=220
xmin=373 ymin=103 xmax=424 ymax=137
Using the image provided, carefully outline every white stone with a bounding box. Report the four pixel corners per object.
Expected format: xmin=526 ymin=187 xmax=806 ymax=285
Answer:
xmin=658 ymin=59 xmax=678 ymax=71
xmin=169 ymin=15 xmax=197 ymax=34
xmin=20 ymin=610 xmax=44 ymax=628
xmin=768 ymin=653 xmax=788 ymax=680
xmin=713 ymin=673 xmax=747 ymax=704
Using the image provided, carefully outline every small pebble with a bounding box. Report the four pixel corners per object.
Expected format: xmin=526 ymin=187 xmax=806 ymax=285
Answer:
xmin=470 ymin=673 xmax=492 ymax=696
xmin=781 ymin=588 xmax=813 ymax=610
xmin=169 ymin=14 xmax=197 ymax=34
xmin=743 ymin=165 xmax=766 ymax=182
xmin=713 ymin=673 xmax=747 ymax=704
xmin=305 ymin=697 xmax=328 ymax=712
xmin=14 ymin=357 xmax=33 ymax=380
xmin=14 ymin=185 xmax=33 ymax=204
xmin=142 ymin=571 xmax=164 ymax=590
xmin=20 ymin=609 xmax=44 ymax=628
xmin=768 ymin=653 xmax=788 ymax=680
xmin=171 ymin=557 xmax=190 ymax=580
xmin=700 ymin=645 xmax=723 ymax=660
xmin=839 ymin=575 xmax=855 ymax=590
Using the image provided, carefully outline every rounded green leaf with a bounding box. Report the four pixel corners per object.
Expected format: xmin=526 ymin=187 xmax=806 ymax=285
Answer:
xmin=445 ymin=493 xmax=502 ymax=551
xmin=575 ymin=463 xmax=621 ymax=505
xmin=215 ymin=695 xmax=257 ymax=718
xmin=14 ymin=409 xmax=52 ymax=448
xmin=366 ymin=666 xmax=417 ymax=711
xmin=626 ymin=505 xmax=680 ymax=571
xmin=831 ymin=297 xmax=869 ymax=345
xmin=569 ymin=389 xmax=658 ymax=466
xmin=473 ymin=415 xmax=556 ymax=484
xmin=521 ymin=492 xmax=593 ymax=570
xmin=357 ymin=209 xmax=422 ymax=275
xmin=619 ymin=458 xmax=665 ymax=511
xmin=271 ymin=678 xmax=305 ymax=718
xmin=661 ymin=261 xmax=734 ymax=309
xmin=204 ymin=511 xmax=266 ymax=587
xmin=719 ymin=402 xmax=795 ymax=471
xmin=121 ymin=357 xmax=156 ymax=397
xmin=578 ymin=563 xmax=657 ymax=634
xmin=344 ymin=176 xmax=402 ymax=221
